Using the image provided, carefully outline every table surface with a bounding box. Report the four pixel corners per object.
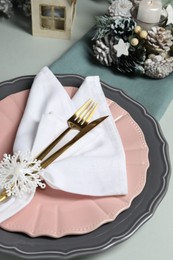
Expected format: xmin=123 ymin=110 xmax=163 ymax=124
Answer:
xmin=0 ymin=1 xmax=172 ymax=260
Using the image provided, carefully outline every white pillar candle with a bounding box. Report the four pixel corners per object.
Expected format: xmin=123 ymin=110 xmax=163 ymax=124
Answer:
xmin=137 ymin=0 xmax=162 ymax=24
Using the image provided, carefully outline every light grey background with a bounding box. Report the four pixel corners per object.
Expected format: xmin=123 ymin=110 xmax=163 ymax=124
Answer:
xmin=0 ymin=1 xmax=172 ymax=259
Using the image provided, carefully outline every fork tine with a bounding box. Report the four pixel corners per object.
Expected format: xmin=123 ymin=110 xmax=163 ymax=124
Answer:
xmin=74 ymin=99 xmax=93 ymax=119
xmin=76 ymin=100 xmax=95 ymax=122
xmin=37 ymin=99 xmax=97 ymax=162
xmin=80 ymin=102 xmax=98 ymax=124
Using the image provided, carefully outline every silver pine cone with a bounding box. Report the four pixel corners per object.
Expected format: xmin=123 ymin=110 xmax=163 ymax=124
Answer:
xmin=147 ymin=26 xmax=173 ymax=54
xmin=144 ymin=54 xmax=173 ymax=78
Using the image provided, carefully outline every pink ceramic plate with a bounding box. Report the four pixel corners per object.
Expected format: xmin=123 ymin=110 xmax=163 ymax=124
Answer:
xmin=0 ymin=87 xmax=149 ymax=238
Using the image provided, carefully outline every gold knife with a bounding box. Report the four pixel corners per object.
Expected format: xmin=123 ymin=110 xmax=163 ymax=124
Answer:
xmin=41 ymin=115 xmax=108 ymax=168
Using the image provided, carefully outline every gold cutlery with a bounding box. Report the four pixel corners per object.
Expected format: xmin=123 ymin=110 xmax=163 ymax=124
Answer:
xmin=0 ymin=116 xmax=108 ymax=202
xmin=0 ymin=190 xmax=7 ymax=203
xmin=37 ymin=99 xmax=97 ymax=161
xmin=0 ymin=95 xmax=108 ymax=203
xmin=41 ymin=115 xmax=108 ymax=168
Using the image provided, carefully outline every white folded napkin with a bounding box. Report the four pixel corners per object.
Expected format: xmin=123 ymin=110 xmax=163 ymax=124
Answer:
xmin=0 ymin=189 xmax=34 ymax=223
xmin=0 ymin=67 xmax=127 ymax=223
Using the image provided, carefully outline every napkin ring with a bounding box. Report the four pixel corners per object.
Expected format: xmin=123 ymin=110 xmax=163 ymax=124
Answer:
xmin=0 ymin=151 xmax=46 ymax=201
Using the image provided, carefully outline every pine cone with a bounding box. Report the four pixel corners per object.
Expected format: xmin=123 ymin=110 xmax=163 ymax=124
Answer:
xmin=144 ymin=54 xmax=173 ymax=78
xmin=110 ymin=17 xmax=136 ymax=42
xmin=93 ymin=38 xmax=113 ymax=66
xmin=113 ymin=45 xmax=146 ymax=75
xmin=108 ymin=0 xmax=132 ymax=18
xmin=147 ymin=26 xmax=173 ymax=54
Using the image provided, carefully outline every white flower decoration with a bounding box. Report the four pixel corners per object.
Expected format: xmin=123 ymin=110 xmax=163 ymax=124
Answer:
xmin=0 ymin=151 xmax=46 ymax=198
xmin=113 ymin=39 xmax=130 ymax=57
xmin=108 ymin=0 xmax=133 ymax=18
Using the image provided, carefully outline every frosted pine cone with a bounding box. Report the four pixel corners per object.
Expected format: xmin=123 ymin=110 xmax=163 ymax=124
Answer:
xmin=110 ymin=17 xmax=136 ymax=41
xmin=93 ymin=38 xmax=113 ymax=66
xmin=108 ymin=0 xmax=132 ymax=18
xmin=113 ymin=45 xmax=146 ymax=75
xmin=147 ymin=26 xmax=173 ymax=54
xmin=144 ymin=54 xmax=173 ymax=78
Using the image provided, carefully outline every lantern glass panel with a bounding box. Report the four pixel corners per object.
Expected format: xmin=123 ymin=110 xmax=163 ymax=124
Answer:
xmin=40 ymin=5 xmax=66 ymax=31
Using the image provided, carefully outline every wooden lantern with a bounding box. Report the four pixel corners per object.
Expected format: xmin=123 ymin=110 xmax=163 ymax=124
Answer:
xmin=31 ymin=0 xmax=77 ymax=39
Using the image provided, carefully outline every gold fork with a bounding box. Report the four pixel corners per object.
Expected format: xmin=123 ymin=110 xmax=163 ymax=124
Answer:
xmin=36 ymin=99 xmax=97 ymax=161
xmin=40 ymin=115 xmax=108 ymax=168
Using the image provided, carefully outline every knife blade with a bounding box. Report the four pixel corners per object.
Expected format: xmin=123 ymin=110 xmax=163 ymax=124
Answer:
xmin=41 ymin=116 xmax=108 ymax=168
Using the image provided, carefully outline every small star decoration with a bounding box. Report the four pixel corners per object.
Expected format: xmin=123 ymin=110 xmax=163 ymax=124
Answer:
xmin=113 ymin=39 xmax=130 ymax=57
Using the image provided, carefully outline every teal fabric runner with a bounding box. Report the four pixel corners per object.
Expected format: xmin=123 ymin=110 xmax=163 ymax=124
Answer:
xmin=50 ymin=29 xmax=173 ymax=120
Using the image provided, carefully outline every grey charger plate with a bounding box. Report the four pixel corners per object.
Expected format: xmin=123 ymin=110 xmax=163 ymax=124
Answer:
xmin=0 ymin=74 xmax=171 ymax=259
